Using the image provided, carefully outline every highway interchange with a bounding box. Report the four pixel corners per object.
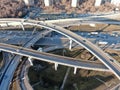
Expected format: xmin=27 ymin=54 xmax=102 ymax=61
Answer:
xmin=0 ymin=30 xmax=52 ymax=90
xmin=0 ymin=18 xmax=120 ymax=89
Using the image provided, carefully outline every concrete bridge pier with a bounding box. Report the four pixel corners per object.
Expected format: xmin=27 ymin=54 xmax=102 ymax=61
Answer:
xmin=74 ymin=67 xmax=77 ymax=74
xmin=20 ymin=23 xmax=25 ymax=31
xmin=32 ymin=27 xmax=37 ymax=35
xmin=19 ymin=59 xmax=22 ymax=62
xmin=69 ymin=38 xmax=72 ymax=50
xmin=55 ymin=63 xmax=58 ymax=71
xmin=28 ymin=57 xmax=33 ymax=66
xmin=6 ymin=22 xmax=9 ymax=27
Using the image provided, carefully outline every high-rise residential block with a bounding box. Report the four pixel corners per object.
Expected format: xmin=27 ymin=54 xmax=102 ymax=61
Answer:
xmin=23 ymin=0 xmax=34 ymax=6
xmin=111 ymin=0 xmax=120 ymax=6
xmin=44 ymin=0 xmax=53 ymax=6
xmin=71 ymin=0 xmax=78 ymax=7
xmin=95 ymin=0 xmax=102 ymax=6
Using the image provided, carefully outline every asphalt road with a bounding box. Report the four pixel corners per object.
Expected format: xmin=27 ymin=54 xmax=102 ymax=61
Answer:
xmin=0 ymin=43 xmax=109 ymax=71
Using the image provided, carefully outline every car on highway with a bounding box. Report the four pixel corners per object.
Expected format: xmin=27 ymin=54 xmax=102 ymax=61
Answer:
xmin=83 ymin=40 xmax=86 ymax=42
xmin=110 ymin=59 xmax=114 ymax=62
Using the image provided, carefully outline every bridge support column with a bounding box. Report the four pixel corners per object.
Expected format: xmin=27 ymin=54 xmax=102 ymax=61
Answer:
xmin=6 ymin=22 xmax=9 ymax=27
xmin=32 ymin=27 xmax=37 ymax=35
xmin=69 ymin=38 xmax=72 ymax=50
xmin=74 ymin=67 xmax=77 ymax=74
xmin=28 ymin=57 xmax=33 ymax=66
xmin=20 ymin=23 xmax=25 ymax=31
xmin=20 ymin=59 xmax=22 ymax=62
xmin=55 ymin=63 xmax=58 ymax=71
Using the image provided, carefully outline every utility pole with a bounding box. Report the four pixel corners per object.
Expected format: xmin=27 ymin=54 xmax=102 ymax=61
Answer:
xmin=60 ymin=67 xmax=71 ymax=90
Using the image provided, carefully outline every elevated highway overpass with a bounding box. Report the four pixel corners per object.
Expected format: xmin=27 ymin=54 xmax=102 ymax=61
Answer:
xmin=7 ymin=18 xmax=120 ymax=80
xmin=0 ymin=30 xmax=52 ymax=90
xmin=0 ymin=18 xmax=120 ymax=28
xmin=0 ymin=18 xmax=120 ymax=89
xmin=0 ymin=43 xmax=109 ymax=72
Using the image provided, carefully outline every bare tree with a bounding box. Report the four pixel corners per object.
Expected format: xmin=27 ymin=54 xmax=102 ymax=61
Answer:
xmin=0 ymin=0 xmax=28 ymax=18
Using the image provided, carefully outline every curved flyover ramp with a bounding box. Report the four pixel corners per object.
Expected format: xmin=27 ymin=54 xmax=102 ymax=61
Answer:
xmin=0 ymin=18 xmax=120 ymax=80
